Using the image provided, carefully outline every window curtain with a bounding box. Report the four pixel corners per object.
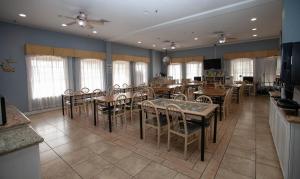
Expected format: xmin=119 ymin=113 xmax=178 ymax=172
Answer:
xmin=113 ymin=60 xmax=131 ymax=86
xmin=168 ymin=63 xmax=182 ymax=82
xmin=230 ymin=58 xmax=254 ymax=81
xmin=186 ymin=62 xmax=203 ymax=80
xmin=134 ymin=62 xmax=148 ymax=86
xmin=26 ymin=55 xmax=69 ymax=111
xmin=276 ymin=56 xmax=281 ymax=76
xmin=79 ymin=58 xmax=105 ymax=90
xmin=255 ymin=57 xmax=277 ymax=86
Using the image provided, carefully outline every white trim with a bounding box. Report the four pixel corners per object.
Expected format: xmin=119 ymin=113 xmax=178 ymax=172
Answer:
xmin=24 ymin=107 xmax=61 ymax=116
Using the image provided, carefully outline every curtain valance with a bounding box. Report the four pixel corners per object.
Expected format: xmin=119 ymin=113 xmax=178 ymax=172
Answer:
xmin=171 ymin=56 xmax=204 ymax=63
xmin=112 ymin=54 xmax=150 ymax=63
xmin=25 ymin=44 xmax=106 ymax=59
xmin=224 ymin=49 xmax=279 ymax=60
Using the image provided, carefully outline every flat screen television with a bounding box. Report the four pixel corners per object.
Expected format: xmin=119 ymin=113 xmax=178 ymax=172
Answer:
xmin=203 ymin=58 xmax=221 ymax=70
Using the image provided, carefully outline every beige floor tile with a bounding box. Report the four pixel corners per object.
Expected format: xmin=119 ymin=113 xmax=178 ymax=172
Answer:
xmin=73 ymin=155 xmax=112 ymax=178
xmin=134 ymin=148 xmax=165 ymax=163
xmin=53 ymin=141 xmax=84 ymax=156
xmin=116 ymin=153 xmax=151 ymax=176
xmin=135 ymin=162 xmax=177 ymax=179
xmin=226 ymin=145 xmax=255 ymax=161
xmin=92 ymin=165 xmax=132 ymax=179
xmin=215 ymin=168 xmax=252 ymax=179
xmin=88 ymin=141 xmax=116 ymax=155
xmin=219 ymin=154 xmax=255 ymax=178
xmin=99 ymin=145 xmax=133 ymax=163
xmin=174 ymin=173 xmax=192 ymax=179
xmin=41 ymin=158 xmax=81 ymax=179
xmin=256 ymin=163 xmax=283 ymax=179
xmin=46 ymin=135 xmax=73 ymax=148
xmin=40 ymin=150 xmax=59 ymax=165
xmin=39 ymin=142 xmax=51 ymax=153
xmin=61 ymin=147 xmax=96 ymax=166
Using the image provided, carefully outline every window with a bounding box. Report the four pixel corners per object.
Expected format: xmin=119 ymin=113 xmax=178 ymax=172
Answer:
xmin=26 ymin=55 xmax=69 ymax=111
xmin=230 ymin=58 xmax=254 ymax=81
xmin=80 ymin=58 xmax=105 ymax=90
xmin=113 ymin=60 xmax=131 ymax=86
xmin=134 ymin=62 xmax=148 ymax=86
xmin=168 ymin=63 xmax=182 ymax=82
xmin=186 ymin=62 xmax=203 ymax=80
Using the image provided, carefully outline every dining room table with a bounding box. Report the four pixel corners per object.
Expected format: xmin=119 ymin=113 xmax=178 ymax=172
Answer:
xmin=93 ymin=92 xmax=147 ymax=132
xmin=152 ymin=84 xmax=182 ymax=98
xmin=138 ymin=98 xmax=218 ymax=161
xmin=193 ymin=87 xmax=227 ymax=121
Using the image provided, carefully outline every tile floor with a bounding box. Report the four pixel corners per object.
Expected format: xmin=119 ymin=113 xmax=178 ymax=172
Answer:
xmin=29 ymin=96 xmax=283 ymax=179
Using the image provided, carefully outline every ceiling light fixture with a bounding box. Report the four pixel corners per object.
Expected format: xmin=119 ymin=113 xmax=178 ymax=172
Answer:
xmin=162 ymin=47 xmax=166 ymax=50
xmin=251 ymin=17 xmax=257 ymax=21
xmin=194 ymin=37 xmax=198 ymax=40
xmin=252 ymin=34 xmax=257 ymax=37
xmin=137 ymin=41 xmax=142 ymax=44
xmin=171 ymin=46 xmax=176 ymax=50
xmin=77 ymin=19 xmax=86 ymax=27
xmin=18 ymin=13 xmax=27 ymax=18
xmin=92 ymin=30 xmax=97 ymax=34
xmin=252 ymin=28 xmax=257 ymax=31
xmin=152 ymin=44 xmax=156 ymax=47
xmin=61 ymin=23 xmax=67 ymax=27
xmin=218 ymin=34 xmax=226 ymax=44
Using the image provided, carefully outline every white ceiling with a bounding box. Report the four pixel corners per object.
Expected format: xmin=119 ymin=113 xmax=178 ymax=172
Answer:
xmin=0 ymin=0 xmax=282 ymax=51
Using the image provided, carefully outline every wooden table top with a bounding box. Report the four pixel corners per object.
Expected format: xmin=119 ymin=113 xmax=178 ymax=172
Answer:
xmin=62 ymin=92 xmax=94 ymax=97
xmin=184 ymin=82 xmax=202 ymax=86
xmin=194 ymin=88 xmax=227 ymax=97
xmin=140 ymin=98 xmax=218 ymax=118
xmin=93 ymin=92 xmax=146 ymax=103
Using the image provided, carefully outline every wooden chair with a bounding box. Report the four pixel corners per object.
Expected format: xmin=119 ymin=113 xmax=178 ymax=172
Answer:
xmin=113 ymin=94 xmax=128 ymax=128
xmin=141 ymin=100 xmax=168 ymax=148
xmin=122 ymin=83 xmax=132 ymax=92
xmin=222 ymin=88 xmax=233 ymax=120
xmin=146 ymin=87 xmax=156 ymax=100
xmin=195 ymin=95 xmax=213 ymax=104
xmin=166 ymin=104 xmax=201 ymax=160
xmin=173 ymin=94 xmax=187 ymax=101
xmin=63 ymin=89 xmax=74 ymax=116
xmin=187 ymin=87 xmax=195 ymax=101
xmin=80 ymin=87 xmax=90 ymax=94
xmin=129 ymin=92 xmax=143 ymax=121
xmin=72 ymin=92 xmax=86 ymax=116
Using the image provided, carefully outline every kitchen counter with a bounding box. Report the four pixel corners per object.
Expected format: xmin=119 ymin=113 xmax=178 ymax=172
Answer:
xmin=270 ymin=97 xmax=300 ymax=124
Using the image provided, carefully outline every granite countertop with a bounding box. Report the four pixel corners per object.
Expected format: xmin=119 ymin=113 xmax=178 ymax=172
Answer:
xmin=270 ymin=97 xmax=300 ymax=124
xmin=0 ymin=105 xmax=30 ymax=131
xmin=0 ymin=105 xmax=43 ymax=155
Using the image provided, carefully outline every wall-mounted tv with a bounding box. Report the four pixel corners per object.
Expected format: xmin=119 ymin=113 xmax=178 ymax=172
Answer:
xmin=203 ymin=58 xmax=221 ymax=70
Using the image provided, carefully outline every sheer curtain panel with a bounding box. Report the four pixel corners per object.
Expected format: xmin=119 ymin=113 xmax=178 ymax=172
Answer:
xmin=80 ymin=58 xmax=105 ymax=90
xmin=230 ymin=58 xmax=254 ymax=81
xmin=168 ymin=63 xmax=182 ymax=82
xmin=134 ymin=62 xmax=148 ymax=86
xmin=113 ymin=60 xmax=131 ymax=86
xmin=26 ymin=55 xmax=69 ymax=111
xmin=186 ymin=62 xmax=203 ymax=80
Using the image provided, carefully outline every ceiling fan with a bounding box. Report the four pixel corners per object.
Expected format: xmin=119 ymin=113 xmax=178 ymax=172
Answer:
xmin=162 ymin=40 xmax=180 ymax=50
xmin=213 ymin=31 xmax=237 ymax=45
xmin=58 ymin=11 xmax=110 ymax=29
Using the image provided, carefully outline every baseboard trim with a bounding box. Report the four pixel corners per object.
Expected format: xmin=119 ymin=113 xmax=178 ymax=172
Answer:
xmin=24 ymin=107 xmax=61 ymax=116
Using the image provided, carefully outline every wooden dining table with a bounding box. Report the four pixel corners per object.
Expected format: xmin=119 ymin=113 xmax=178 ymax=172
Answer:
xmin=138 ymin=98 xmax=218 ymax=161
xmin=93 ymin=92 xmax=147 ymax=132
xmin=152 ymin=84 xmax=182 ymax=98
xmin=193 ymin=88 xmax=227 ymax=121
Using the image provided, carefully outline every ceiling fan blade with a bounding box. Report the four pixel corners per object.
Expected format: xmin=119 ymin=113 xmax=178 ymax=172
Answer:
xmin=88 ymin=19 xmax=110 ymax=25
xmin=66 ymin=21 xmax=76 ymax=26
xmin=58 ymin=15 xmax=76 ymax=20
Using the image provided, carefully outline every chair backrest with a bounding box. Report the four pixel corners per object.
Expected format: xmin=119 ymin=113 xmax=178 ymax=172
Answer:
xmin=92 ymin=89 xmax=104 ymax=97
xmin=215 ymin=83 xmax=225 ymax=89
xmin=141 ymin=100 xmax=161 ymax=126
xmin=174 ymin=94 xmax=187 ymax=101
xmin=111 ymin=87 xmax=122 ymax=95
xmin=113 ymin=84 xmax=121 ymax=88
xmin=64 ymin=89 xmax=74 ymax=95
xmin=173 ymin=86 xmax=182 ymax=94
xmin=122 ymin=83 xmax=129 ymax=88
xmin=187 ymin=87 xmax=195 ymax=100
xmin=146 ymin=87 xmax=156 ymax=100
xmin=131 ymin=92 xmax=143 ymax=108
xmin=166 ymin=104 xmax=187 ymax=135
xmin=80 ymin=87 xmax=90 ymax=94
xmin=195 ymin=95 xmax=213 ymax=104
xmin=114 ymin=94 xmax=128 ymax=113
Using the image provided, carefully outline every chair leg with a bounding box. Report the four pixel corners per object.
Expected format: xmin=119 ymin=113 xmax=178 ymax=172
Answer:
xmin=184 ymin=136 xmax=188 ymax=160
xmin=157 ymin=128 xmax=160 ymax=148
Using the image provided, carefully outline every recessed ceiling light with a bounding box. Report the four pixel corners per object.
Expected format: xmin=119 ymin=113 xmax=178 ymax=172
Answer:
xmin=92 ymin=30 xmax=97 ymax=34
xmin=194 ymin=37 xmax=198 ymax=40
xmin=162 ymin=47 xmax=166 ymax=50
xmin=171 ymin=46 xmax=176 ymax=50
xmin=18 ymin=13 xmax=26 ymax=18
xmin=252 ymin=34 xmax=257 ymax=37
xmin=152 ymin=44 xmax=156 ymax=47
xmin=252 ymin=28 xmax=257 ymax=31
xmin=137 ymin=41 xmax=142 ymax=44
xmin=61 ymin=23 xmax=67 ymax=27
xmin=251 ymin=17 xmax=257 ymax=21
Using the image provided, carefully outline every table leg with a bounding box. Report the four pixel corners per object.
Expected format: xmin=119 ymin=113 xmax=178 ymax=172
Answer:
xmin=93 ymin=100 xmax=97 ymax=126
xmin=70 ymin=96 xmax=73 ymax=119
xmin=168 ymin=91 xmax=171 ymax=99
xmin=139 ymin=106 xmax=143 ymax=139
xmin=201 ymin=117 xmax=205 ymax=161
xmin=213 ymin=108 xmax=218 ymax=143
xmin=62 ymin=95 xmax=64 ymax=116
xmin=108 ymin=102 xmax=112 ymax=132
xmin=219 ymin=97 xmax=222 ymax=121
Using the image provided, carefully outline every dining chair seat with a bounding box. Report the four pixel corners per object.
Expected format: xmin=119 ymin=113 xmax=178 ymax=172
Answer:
xmin=145 ymin=115 xmax=168 ymax=126
xmin=177 ymin=122 xmax=202 ymax=134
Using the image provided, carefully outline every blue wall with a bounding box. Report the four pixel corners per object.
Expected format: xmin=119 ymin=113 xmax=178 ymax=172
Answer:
xmin=0 ymin=22 xmax=161 ymax=112
xmin=282 ymin=0 xmax=300 ymax=43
